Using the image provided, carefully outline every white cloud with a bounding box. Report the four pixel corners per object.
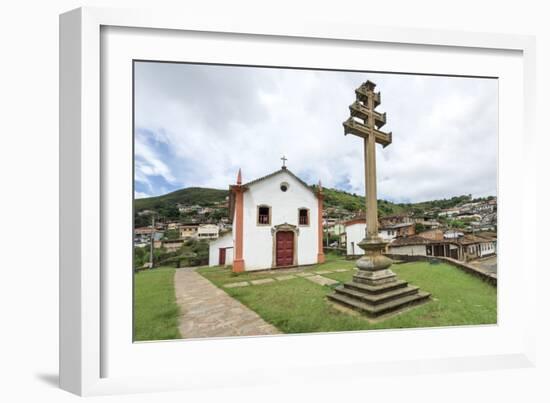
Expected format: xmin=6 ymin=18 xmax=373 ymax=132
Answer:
xmin=134 ymin=131 xmax=177 ymax=192
xmin=134 ymin=190 xmax=152 ymax=199
xmin=134 ymin=62 xmax=497 ymax=202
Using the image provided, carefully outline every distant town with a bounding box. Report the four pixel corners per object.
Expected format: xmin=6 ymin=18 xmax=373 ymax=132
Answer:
xmin=134 ymin=187 xmax=497 ymax=275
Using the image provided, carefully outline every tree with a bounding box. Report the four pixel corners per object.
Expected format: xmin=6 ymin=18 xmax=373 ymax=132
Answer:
xmin=134 ymin=246 xmax=148 ymax=268
xmin=450 ymin=220 xmax=466 ymax=229
xmin=415 ymin=223 xmax=427 ymax=233
xmin=164 ymin=229 xmax=180 ymax=240
xmin=210 ymin=208 xmax=228 ymax=221
xmin=134 ymin=212 xmax=151 ymax=228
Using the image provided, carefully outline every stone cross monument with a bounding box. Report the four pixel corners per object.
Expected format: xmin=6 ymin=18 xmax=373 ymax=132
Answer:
xmin=328 ymin=80 xmax=430 ymax=318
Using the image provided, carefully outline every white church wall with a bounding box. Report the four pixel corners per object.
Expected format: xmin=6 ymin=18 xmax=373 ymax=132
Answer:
xmin=242 ymin=170 xmax=318 ymax=271
xmin=208 ymin=232 xmax=234 ymax=266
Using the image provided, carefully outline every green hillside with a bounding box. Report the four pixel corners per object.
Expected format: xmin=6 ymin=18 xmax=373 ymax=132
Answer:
xmin=135 ymin=187 xmax=228 ymax=211
xmin=311 ymin=186 xmax=407 ymax=217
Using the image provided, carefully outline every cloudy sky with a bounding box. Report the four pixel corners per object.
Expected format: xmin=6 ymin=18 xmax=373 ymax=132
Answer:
xmin=134 ymin=62 xmax=497 ymax=203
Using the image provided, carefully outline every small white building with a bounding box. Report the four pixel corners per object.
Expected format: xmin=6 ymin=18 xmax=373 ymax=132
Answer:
xmin=208 ymin=232 xmax=234 ymax=266
xmin=179 ymin=224 xmax=199 ymax=239
xmin=388 ymin=242 xmax=429 ymax=257
xmin=166 ymin=222 xmax=180 ymax=231
xmin=209 ymin=165 xmax=324 ymax=271
xmin=344 ymin=218 xmax=368 ymax=256
xmin=438 ymin=208 xmax=461 ymax=217
xmin=344 ymin=218 xmax=415 ymax=256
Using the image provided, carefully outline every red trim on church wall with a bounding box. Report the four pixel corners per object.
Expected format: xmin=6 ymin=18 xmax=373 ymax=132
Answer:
xmin=232 ymin=169 xmax=245 ymax=272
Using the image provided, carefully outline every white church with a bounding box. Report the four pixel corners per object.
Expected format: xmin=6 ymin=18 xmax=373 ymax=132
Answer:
xmin=208 ymin=162 xmax=325 ymax=272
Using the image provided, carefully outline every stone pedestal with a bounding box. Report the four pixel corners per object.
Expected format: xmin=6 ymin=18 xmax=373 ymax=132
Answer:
xmin=328 ymin=237 xmax=430 ymax=318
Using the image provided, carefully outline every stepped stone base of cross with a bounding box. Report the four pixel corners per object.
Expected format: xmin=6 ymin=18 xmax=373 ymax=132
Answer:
xmin=328 ymin=237 xmax=430 ymax=318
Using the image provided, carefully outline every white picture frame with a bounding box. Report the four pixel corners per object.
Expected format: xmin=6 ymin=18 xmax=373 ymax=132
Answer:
xmin=59 ymin=7 xmax=537 ymax=396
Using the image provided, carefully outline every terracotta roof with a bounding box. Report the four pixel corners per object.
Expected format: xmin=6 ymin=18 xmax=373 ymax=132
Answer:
xmin=390 ymin=235 xmax=435 ymax=247
xmin=380 ymin=222 xmax=414 ymax=230
xmin=417 ymin=229 xmax=444 ymax=241
xmin=134 ymin=227 xmax=155 ymax=234
xmin=474 ymin=231 xmax=497 ymax=240
xmin=459 ymin=234 xmax=495 ymax=245
xmin=391 ymin=232 xmax=495 ymax=247
xmin=162 ymin=239 xmax=185 ymax=244
xmin=344 ymin=217 xmax=414 ymax=229
xmin=344 ymin=217 xmax=365 ymax=227
xmin=380 ymin=213 xmax=410 ymax=220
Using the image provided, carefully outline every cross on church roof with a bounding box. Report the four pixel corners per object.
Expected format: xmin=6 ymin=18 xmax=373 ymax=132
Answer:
xmin=281 ymin=155 xmax=288 ymax=168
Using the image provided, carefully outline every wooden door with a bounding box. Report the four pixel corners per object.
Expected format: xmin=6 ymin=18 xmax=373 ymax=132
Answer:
xmin=219 ymin=248 xmax=226 ymax=265
xmin=450 ymin=248 xmax=458 ymax=260
xmin=276 ymin=231 xmax=294 ymax=267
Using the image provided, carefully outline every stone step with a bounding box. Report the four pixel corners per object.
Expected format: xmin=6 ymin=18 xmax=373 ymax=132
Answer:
xmin=328 ymin=291 xmax=431 ymax=317
xmin=353 ymin=271 xmax=396 ymax=286
xmin=334 ymin=285 xmax=420 ymax=305
xmin=344 ymin=279 xmax=409 ymax=294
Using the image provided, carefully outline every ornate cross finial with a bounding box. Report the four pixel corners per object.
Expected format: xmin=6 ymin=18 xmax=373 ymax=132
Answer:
xmin=343 ymin=80 xmax=392 ymax=148
xmin=236 ymin=168 xmax=242 ymax=185
xmin=281 ymin=155 xmax=288 ymax=168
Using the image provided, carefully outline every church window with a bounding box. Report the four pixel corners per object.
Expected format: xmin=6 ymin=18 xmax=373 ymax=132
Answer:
xmin=280 ymin=182 xmax=289 ymax=192
xmin=257 ymin=205 xmax=271 ymax=225
xmin=298 ymin=208 xmax=309 ymax=226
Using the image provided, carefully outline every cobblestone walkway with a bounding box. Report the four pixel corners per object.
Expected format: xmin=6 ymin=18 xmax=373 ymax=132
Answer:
xmin=174 ymin=267 xmax=281 ymax=338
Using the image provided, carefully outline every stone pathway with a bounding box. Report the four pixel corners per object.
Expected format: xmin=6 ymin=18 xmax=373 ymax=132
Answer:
xmin=174 ymin=267 xmax=281 ymax=338
xmin=304 ymin=274 xmax=339 ymax=286
xmin=221 ymin=268 xmax=353 ymax=289
xmin=469 ymin=255 xmax=498 ymax=275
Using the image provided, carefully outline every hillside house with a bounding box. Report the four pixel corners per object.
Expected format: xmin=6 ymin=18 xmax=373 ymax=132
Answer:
xmin=197 ymin=224 xmax=219 ymax=239
xmin=162 ymin=239 xmax=185 ymax=253
xmin=379 ymin=214 xmax=412 ymax=227
xmin=380 ymin=222 xmax=415 ymax=239
xmin=438 ymin=208 xmax=461 ymax=217
xmin=166 ymin=222 xmax=180 ymax=231
xmin=179 ymin=224 xmax=199 ymax=239
xmin=387 ymin=230 xmax=496 ymax=261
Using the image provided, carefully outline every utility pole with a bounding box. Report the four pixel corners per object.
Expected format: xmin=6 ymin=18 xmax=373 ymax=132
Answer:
xmin=149 ymin=214 xmax=155 ymax=269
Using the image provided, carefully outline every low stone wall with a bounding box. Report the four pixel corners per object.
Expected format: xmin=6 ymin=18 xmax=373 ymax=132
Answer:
xmin=384 ymin=253 xmax=497 ymax=287
xmin=384 ymin=254 xmax=428 ymax=263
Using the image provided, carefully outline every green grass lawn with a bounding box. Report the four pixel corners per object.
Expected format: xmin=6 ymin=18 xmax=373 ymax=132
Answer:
xmin=134 ymin=267 xmax=181 ymax=341
xmin=197 ymin=258 xmax=496 ymax=334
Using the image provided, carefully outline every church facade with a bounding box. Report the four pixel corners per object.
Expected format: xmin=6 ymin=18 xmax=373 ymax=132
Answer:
xmin=209 ymin=165 xmax=325 ymax=272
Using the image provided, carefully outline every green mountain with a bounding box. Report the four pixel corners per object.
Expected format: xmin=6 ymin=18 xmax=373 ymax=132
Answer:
xmin=312 ymin=186 xmax=406 ymax=217
xmin=135 ymin=187 xmax=228 ymax=211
